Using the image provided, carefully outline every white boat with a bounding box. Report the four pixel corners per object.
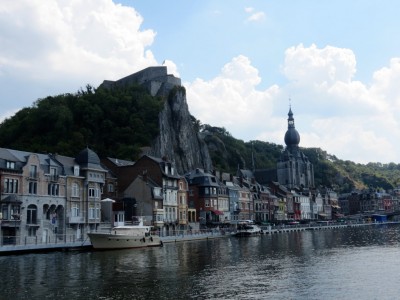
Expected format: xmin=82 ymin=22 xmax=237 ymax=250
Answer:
xmin=232 ymin=220 xmax=262 ymax=237
xmin=88 ymin=218 xmax=162 ymax=249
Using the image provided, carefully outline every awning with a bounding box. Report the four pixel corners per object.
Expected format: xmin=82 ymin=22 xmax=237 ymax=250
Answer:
xmin=318 ymin=213 xmax=328 ymax=217
xmin=212 ymin=210 xmax=224 ymax=215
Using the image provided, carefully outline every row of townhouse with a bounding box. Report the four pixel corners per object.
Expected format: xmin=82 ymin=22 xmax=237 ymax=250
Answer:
xmin=338 ymin=189 xmax=400 ymax=216
xmin=183 ymin=169 xmax=343 ymax=227
xmin=0 ymin=145 xmax=348 ymax=245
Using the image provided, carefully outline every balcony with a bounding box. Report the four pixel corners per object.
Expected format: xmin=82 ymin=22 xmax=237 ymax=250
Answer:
xmin=49 ymin=175 xmax=59 ymax=182
xmin=163 ymin=219 xmax=178 ymax=224
xmin=1 ymin=219 xmax=22 ymax=227
xmin=28 ymin=172 xmax=38 ymax=180
xmin=67 ymin=216 xmax=85 ymax=224
xmin=153 ymin=219 xmax=164 ymax=226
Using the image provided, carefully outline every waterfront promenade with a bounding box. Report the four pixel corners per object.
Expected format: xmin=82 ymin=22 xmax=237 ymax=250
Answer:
xmin=0 ymin=221 xmax=397 ymax=254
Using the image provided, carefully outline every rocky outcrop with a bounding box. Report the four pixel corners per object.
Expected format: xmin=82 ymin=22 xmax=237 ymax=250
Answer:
xmin=103 ymin=66 xmax=213 ymax=174
xmin=152 ymin=86 xmax=213 ymax=174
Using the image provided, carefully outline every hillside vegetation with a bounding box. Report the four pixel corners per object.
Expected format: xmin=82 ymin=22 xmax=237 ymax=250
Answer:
xmin=0 ymin=84 xmax=163 ymax=160
xmin=201 ymin=125 xmax=400 ymax=193
xmin=0 ymin=84 xmax=399 ymax=193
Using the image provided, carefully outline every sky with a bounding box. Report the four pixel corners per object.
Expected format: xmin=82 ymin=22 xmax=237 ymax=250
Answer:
xmin=1 ymin=0 xmax=400 ymax=164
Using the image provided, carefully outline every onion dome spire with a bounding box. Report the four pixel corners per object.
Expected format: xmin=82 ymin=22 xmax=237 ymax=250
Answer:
xmin=284 ymin=106 xmax=300 ymax=148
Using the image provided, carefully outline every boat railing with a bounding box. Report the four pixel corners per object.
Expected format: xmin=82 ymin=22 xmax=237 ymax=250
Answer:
xmin=157 ymin=228 xmax=234 ymax=238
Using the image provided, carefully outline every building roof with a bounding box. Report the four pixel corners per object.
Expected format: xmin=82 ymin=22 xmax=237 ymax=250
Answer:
xmin=75 ymin=147 xmax=106 ymax=171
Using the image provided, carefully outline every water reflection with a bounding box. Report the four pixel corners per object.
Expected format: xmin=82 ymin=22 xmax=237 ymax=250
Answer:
xmin=1 ymin=224 xmax=400 ymax=299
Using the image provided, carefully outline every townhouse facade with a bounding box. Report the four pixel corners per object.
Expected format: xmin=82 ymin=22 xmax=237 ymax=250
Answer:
xmin=0 ymin=147 xmax=105 ymax=245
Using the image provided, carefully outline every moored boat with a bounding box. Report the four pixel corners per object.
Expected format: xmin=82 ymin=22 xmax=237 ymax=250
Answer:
xmin=232 ymin=220 xmax=262 ymax=237
xmin=88 ymin=217 xmax=162 ymax=249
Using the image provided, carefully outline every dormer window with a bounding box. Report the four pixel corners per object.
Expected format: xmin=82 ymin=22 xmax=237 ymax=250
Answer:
xmin=6 ymin=161 xmax=15 ymax=169
xmin=30 ymin=165 xmax=38 ymax=179
xmin=50 ymin=167 xmax=58 ymax=181
xmin=73 ymin=165 xmax=80 ymax=176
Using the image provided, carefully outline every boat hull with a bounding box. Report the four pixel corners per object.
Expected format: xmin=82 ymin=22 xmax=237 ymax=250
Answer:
xmin=88 ymin=233 xmax=162 ymax=249
xmin=232 ymin=224 xmax=262 ymax=237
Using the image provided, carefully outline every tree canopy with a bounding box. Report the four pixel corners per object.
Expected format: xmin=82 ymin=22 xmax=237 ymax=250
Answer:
xmin=0 ymin=84 xmax=164 ymax=160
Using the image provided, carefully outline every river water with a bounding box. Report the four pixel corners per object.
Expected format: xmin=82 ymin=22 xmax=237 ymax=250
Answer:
xmin=1 ymin=224 xmax=400 ymax=300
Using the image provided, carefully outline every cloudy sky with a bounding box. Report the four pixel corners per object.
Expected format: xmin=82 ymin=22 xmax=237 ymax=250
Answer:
xmin=1 ymin=0 xmax=400 ymax=164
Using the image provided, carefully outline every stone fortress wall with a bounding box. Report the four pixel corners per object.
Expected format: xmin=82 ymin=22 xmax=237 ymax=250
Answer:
xmin=100 ymin=66 xmax=181 ymax=97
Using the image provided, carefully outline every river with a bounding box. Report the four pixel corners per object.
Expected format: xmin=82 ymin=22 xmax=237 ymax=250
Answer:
xmin=1 ymin=224 xmax=400 ymax=300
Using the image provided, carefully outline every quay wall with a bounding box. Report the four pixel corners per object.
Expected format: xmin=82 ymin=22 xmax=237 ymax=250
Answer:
xmin=1 ymin=221 xmax=398 ymax=255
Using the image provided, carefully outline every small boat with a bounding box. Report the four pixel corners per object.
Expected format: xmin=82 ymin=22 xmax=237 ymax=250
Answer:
xmin=88 ymin=217 xmax=162 ymax=250
xmin=232 ymin=220 xmax=262 ymax=237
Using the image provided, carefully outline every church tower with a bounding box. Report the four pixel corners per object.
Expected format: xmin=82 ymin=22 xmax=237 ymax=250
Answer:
xmin=277 ymin=107 xmax=314 ymax=189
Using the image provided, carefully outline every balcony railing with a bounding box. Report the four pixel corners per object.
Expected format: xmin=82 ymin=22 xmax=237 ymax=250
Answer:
xmin=49 ymin=175 xmax=59 ymax=182
xmin=28 ymin=172 xmax=38 ymax=180
xmin=67 ymin=216 xmax=85 ymax=224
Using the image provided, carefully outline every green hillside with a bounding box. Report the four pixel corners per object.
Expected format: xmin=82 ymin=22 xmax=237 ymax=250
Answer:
xmin=0 ymin=84 xmax=163 ymax=160
xmin=201 ymin=124 xmax=400 ymax=193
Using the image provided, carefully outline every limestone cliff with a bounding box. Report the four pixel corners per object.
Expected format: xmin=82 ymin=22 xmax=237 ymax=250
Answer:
xmin=152 ymin=86 xmax=213 ymax=174
xmin=101 ymin=66 xmax=213 ymax=174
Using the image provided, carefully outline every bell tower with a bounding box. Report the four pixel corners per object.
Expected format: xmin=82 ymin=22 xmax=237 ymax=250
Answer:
xmin=277 ymin=106 xmax=314 ymax=189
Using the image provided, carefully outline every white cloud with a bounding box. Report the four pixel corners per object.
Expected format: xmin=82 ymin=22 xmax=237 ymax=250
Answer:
xmin=186 ymin=55 xmax=279 ymax=138
xmin=244 ymin=7 xmax=265 ymax=23
xmin=186 ymin=44 xmax=400 ymax=164
xmin=162 ymin=59 xmax=180 ymax=78
xmin=282 ymin=44 xmax=356 ymax=86
xmin=0 ymin=0 xmax=157 ymax=111
xmin=279 ymin=44 xmax=400 ymax=163
xmin=247 ymin=11 xmax=266 ymax=23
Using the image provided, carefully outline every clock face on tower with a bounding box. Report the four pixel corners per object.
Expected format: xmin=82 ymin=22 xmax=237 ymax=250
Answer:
xmin=289 ymin=120 xmax=294 ymax=125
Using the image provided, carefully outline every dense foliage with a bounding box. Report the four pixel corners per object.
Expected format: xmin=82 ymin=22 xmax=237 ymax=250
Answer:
xmin=1 ymin=84 xmax=399 ymax=193
xmin=200 ymin=125 xmax=400 ymax=193
xmin=0 ymin=84 xmax=164 ymax=160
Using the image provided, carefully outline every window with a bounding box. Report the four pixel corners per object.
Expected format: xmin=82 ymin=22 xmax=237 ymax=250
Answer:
xmin=27 ymin=205 xmax=37 ymax=224
xmin=89 ymin=204 xmax=95 ymax=219
xmin=73 ymin=165 xmax=80 ymax=176
xmin=72 ymin=183 xmax=79 ymax=197
xmin=108 ymin=183 xmax=114 ymax=193
xmin=6 ymin=161 xmax=15 ymax=169
xmin=30 ymin=165 xmax=38 ymax=179
xmin=2 ymin=204 xmax=8 ymax=220
xmin=205 ymin=200 xmax=210 ymax=207
xmin=89 ymin=187 xmax=100 ymax=198
xmin=28 ymin=227 xmax=37 ymax=237
xmin=4 ymin=178 xmax=18 ymax=193
xmin=50 ymin=167 xmax=58 ymax=181
xmin=48 ymin=184 xmax=59 ymax=196
xmin=71 ymin=203 xmax=79 ymax=217
xmin=29 ymin=182 xmax=37 ymax=194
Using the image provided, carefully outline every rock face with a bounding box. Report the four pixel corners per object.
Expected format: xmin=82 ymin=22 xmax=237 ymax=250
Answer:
xmin=101 ymin=66 xmax=213 ymax=174
xmin=153 ymin=87 xmax=213 ymax=174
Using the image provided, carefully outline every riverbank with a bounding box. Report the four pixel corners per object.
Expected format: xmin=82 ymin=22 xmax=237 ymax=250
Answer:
xmin=1 ymin=221 xmax=398 ymax=255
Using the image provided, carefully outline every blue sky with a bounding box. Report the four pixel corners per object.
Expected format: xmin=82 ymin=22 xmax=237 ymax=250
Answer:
xmin=1 ymin=1 xmax=400 ymax=164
